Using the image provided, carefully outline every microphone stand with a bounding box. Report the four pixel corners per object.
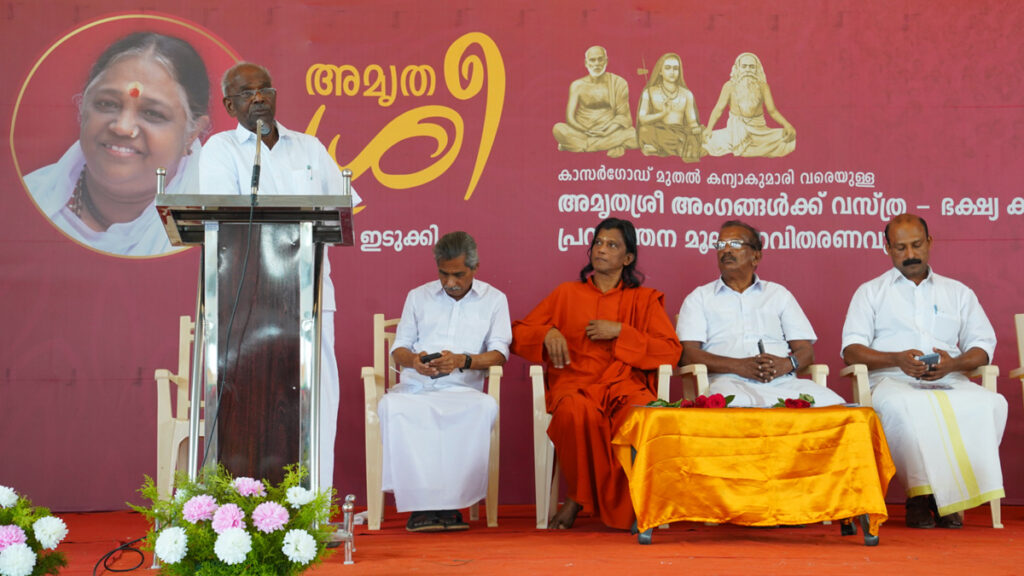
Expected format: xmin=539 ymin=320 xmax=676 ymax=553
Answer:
xmin=250 ymin=119 xmax=264 ymax=206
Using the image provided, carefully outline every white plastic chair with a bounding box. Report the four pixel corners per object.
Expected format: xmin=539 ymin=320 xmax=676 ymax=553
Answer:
xmin=841 ymin=362 xmax=1002 ymax=528
xmin=155 ymin=316 xmax=203 ymax=500
xmin=362 ymin=313 xmax=501 ymax=530
xmin=530 ymin=364 xmax=671 ymax=529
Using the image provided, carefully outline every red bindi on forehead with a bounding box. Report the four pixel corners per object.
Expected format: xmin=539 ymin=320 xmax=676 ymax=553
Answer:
xmin=127 ymin=81 xmax=143 ymax=98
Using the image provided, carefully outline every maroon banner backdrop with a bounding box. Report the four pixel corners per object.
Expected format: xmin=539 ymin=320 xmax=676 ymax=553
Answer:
xmin=1 ymin=0 xmax=1022 ymax=511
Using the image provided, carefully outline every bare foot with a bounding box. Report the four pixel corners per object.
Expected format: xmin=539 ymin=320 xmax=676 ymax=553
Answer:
xmin=549 ymin=499 xmax=581 ymax=529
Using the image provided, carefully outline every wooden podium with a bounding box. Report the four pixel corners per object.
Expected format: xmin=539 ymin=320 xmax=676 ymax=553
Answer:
xmin=156 ymin=192 xmax=354 ymax=492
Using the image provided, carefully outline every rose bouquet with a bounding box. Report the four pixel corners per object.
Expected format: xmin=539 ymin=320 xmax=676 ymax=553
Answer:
xmin=133 ymin=465 xmax=336 ymax=576
xmin=647 ymin=393 xmax=734 ymax=408
xmin=772 ymin=393 xmax=816 ymax=408
xmin=0 ymin=485 xmax=68 ymax=576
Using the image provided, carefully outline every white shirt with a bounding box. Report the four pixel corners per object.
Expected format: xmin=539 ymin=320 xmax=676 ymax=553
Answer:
xmin=25 ymin=140 xmax=198 ymax=256
xmin=392 ymin=278 xmax=512 ymax=392
xmin=840 ymin=267 xmax=996 ymax=379
xmin=197 ymin=122 xmax=362 ymax=311
xmin=677 ymin=275 xmax=816 ymax=383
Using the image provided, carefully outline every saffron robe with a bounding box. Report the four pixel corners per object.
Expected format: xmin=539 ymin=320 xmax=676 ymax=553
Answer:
xmin=512 ymin=278 xmax=682 ymax=529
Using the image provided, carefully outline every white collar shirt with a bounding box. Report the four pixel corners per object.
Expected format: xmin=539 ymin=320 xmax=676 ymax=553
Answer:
xmin=198 ymin=122 xmax=361 ymax=311
xmin=677 ymin=275 xmax=816 ymax=383
xmin=392 ymin=278 xmax=512 ymax=392
xmin=840 ymin=267 xmax=996 ymax=377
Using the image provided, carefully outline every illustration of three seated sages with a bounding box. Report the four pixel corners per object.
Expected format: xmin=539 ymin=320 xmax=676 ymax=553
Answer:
xmin=553 ymin=48 xmax=796 ymax=161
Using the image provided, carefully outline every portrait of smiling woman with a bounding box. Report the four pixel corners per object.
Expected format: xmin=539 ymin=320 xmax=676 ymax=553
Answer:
xmin=24 ymin=31 xmax=211 ymax=256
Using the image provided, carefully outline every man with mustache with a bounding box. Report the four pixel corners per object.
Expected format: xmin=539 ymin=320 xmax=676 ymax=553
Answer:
xmin=841 ymin=214 xmax=1006 ymax=529
xmin=553 ymin=46 xmax=638 ymax=158
xmin=703 ymin=52 xmax=795 ymax=158
xmin=677 ymin=220 xmax=844 ymax=407
xmin=199 ymin=62 xmax=362 ymax=494
xmin=381 ymin=231 xmax=511 ymax=532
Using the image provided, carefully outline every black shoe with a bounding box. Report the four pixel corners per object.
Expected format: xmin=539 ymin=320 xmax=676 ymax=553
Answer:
xmin=905 ymin=496 xmax=935 ymax=529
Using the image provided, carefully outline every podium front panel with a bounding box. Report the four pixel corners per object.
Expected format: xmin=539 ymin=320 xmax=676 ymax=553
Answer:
xmin=202 ymin=222 xmax=316 ymax=485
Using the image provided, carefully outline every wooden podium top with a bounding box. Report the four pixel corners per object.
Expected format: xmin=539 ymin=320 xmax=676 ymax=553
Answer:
xmin=155 ymin=193 xmax=355 ymax=246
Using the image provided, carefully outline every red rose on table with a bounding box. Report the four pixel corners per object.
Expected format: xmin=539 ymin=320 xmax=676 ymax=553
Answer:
xmin=681 ymin=399 xmax=695 ymax=408
xmin=797 ymin=399 xmax=811 ymax=408
xmin=706 ymin=394 xmax=727 ymax=408
xmin=694 ymin=395 xmax=708 ymax=408
xmin=784 ymin=398 xmax=799 ymax=408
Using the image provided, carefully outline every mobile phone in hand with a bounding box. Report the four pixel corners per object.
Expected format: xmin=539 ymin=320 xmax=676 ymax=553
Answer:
xmin=917 ymin=353 xmax=940 ymax=367
xmin=420 ymin=352 xmax=441 ymax=362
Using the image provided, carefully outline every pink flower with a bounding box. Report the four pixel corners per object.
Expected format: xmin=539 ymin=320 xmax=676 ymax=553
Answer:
xmin=251 ymin=502 xmax=290 ymax=533
xmin=211 ymin=503 xmax=246 ymax=534
xmin=0 ymin=525 xmax=27 ymax=551
xmin=182 ymin=495 xmax=218 ymax=523
xmin=233 ymin=477 xmax=266 ymax=498
xmin=706 ymin=394 xmax=727 ymax=408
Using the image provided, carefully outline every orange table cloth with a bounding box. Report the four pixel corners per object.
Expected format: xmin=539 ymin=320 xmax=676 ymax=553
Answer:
xmin=612 ymin=406 xmax=895 ymax=535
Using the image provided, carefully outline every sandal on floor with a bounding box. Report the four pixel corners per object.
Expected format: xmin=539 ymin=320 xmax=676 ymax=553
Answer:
xmin=406 ymin=511 xmax=445 ymax=533
xmin=438 ymin=509 xmax=470 ymax=531
xmin=936 ymin=512 xmax=963 ymax=529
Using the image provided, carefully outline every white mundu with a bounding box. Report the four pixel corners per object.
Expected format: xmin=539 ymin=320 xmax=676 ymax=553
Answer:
xmin=841 ymin=267 xmax=1006 ymax=516
xmin=380 ymin=279 xmax=511 ymax=512
xmin=678 ymin=276 xmax=844 ymax=407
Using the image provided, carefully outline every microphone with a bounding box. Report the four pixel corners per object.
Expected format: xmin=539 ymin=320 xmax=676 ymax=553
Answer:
xmin=250 ymin=119 xmax=265 ymax=195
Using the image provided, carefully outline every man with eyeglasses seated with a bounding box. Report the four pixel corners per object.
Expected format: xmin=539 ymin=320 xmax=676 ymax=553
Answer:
xmin=676 ymin=220 xmax=844 ymax=407
xmin=199 ymin=62 xmax=362 ymax=496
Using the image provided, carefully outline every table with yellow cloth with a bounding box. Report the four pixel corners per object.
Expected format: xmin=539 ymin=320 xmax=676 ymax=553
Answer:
xmin=612 ymin=406 xmax=895 ymax=544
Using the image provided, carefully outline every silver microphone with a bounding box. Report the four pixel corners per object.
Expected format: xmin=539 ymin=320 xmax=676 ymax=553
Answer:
xmin=251 ymin=119 xmax=264 ymax=194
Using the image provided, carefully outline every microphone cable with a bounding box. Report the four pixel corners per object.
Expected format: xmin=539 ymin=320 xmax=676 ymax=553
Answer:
xmin=92 ymin=536 xmax=146 ymax=575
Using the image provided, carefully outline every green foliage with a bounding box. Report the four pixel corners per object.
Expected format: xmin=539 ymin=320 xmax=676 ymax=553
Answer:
xmin=134 ymin=465 xmax=337 ymax=576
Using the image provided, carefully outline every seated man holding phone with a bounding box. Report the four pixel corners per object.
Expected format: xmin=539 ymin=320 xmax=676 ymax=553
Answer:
xmin=379 ymin=231 xmax=512 ymax=532
xmin=841 ymin=214 xmax=1006 ymax=530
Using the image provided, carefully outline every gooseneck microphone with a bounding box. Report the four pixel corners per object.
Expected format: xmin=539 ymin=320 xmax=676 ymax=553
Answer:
xmin=250 ymin=119 xmax=268 ymax=195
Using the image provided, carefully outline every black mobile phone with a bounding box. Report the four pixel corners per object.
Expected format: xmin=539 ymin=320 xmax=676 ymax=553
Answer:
xmin=420 ymin=352 xmax=442 ymax=362
xmin=917 ymin=353 xmax=940 ymax=367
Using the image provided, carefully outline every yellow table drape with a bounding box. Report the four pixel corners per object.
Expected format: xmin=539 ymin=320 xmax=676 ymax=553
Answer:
xmin=612 ymin=406 xmax=895 ymax=535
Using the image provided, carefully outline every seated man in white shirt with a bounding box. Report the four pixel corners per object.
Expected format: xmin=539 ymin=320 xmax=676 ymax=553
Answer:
xmin=380 ymin=231 xmax=512 ymax=532
xmin=677 ymin=220 xmax=844 ymax=407
xmin=841 ymin=213 xmax=1006 ymax=529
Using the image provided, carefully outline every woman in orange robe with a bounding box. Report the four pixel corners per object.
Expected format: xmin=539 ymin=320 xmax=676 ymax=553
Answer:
xmin=511 ymin=218 xmax=683 ymax=529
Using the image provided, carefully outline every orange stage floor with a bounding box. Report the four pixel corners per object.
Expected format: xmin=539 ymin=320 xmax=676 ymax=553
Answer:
xmin=62 ymin=504 xmax=1021 ymax=575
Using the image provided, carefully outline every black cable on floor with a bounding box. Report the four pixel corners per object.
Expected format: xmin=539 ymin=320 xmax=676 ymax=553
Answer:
xmin=92 ymin=536 xmax=146 ymax=575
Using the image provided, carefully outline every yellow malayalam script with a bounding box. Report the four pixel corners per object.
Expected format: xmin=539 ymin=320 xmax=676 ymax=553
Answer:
xmin=304 ymin=32 xmax=505 ymax=204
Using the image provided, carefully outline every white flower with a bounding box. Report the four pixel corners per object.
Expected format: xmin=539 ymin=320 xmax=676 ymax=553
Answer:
xmin=32 ymin=516 xmax=68 ymax=550
xmin=213 ymin=527 xmax=251 ymax=565
xmin=281 ymin=529 xmax=317 ymax=564
xmin=285 ymin=486 xmax=314 ymax=508
xmin=0 ymin=487 xmax=16 ymax=509
xmin=0 ymin=543 xmax=36 ymax=576
xmin=153 ymin=527 xmax=188 ymax=564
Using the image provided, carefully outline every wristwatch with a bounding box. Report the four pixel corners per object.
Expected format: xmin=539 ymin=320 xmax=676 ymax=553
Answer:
xmin=788 ymin=354 xmax=799 ymax=373
xmin=459 ymin=353 xmax=473 ymax=372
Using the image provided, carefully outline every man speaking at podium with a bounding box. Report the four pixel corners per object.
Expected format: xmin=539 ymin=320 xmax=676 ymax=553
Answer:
xmin=198 ymin=61 xmax=361 ymax=493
